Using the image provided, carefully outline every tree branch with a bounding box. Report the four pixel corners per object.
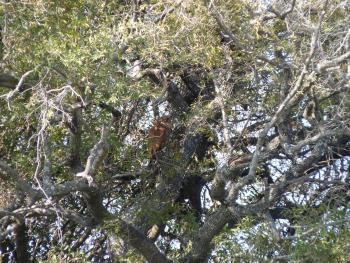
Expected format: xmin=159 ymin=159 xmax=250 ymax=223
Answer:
xmin=316 ymin=51 xmax=350 ymax=73
xmin=0 ymin=159 xmax=38 ymax=201
xmin=106 ymin=219 xmax=172 ymax=263
xmin=186 ymin=207 xmax=235 ymax=262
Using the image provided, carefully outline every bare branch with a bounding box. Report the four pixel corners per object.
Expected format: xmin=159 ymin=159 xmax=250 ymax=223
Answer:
xmin=76 ymin=125 xmax=110 ymax=186
xmin=229 ymin=7 xmax=328 ymax=200
xmin=266 ymin=0 xmax=296 ymax=20
xmin=0 ymin=70 xmax=34 ymax=109
xmin=316 ymin=51 xmax=350 ymax=73
xmin=204 ymin=0 xmax=243 ymax=48
xmin=291 ymin=127 xmax=350 ymax=155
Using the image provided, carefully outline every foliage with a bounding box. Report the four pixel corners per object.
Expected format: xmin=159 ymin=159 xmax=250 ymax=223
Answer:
xmin=1 ymin=0 xmax=350 ymax=262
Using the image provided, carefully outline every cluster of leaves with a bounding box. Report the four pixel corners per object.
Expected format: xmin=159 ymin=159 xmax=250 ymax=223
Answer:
xmin=213 ymin=207 xmax=350 ymax=263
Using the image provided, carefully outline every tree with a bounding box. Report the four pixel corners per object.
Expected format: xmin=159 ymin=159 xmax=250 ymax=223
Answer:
xmin=1 ymin=0 xmax=350 ymax=262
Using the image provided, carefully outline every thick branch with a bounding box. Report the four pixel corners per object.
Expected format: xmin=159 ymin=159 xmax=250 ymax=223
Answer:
xmin=77 ymin=125 xmax=110 ymax=185
xmin=0 ymin=159 xmax=38 ymax=201
xmin=13 ymin=219 xmax=29 ymax=263
xmin=107 ymin=219 xmax=172 ymax=263
xmin=76 ymin=124 xmax=111 ymax=222
xmin=187 ymin=207 xmax=235 ymax=262
xmin=67 ymin=108 xmax=83 ymax=172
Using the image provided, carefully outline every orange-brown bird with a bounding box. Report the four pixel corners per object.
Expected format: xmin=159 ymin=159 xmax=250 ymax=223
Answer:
xmin=148 ymin=116 xmax=171 ymax=158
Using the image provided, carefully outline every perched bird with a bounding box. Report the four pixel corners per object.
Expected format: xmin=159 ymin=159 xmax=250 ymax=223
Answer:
xmin=148 ymin=116 xmax=171 ymax=158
